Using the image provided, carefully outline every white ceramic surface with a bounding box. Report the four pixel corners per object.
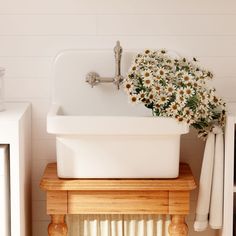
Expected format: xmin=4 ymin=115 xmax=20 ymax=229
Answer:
xmin=0 ymin=145 xmax=10 ymax=236
xmin=0 ymin=103 xmax=31 ymax=236
xmin=47 ymin=50 xmax=189 ymax=178
xmin=0 ymin=68 xmax=5 ymax=111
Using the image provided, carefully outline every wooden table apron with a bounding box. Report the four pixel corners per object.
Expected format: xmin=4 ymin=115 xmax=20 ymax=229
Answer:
xmin=40 ymin=163 xmax=196 ymax=236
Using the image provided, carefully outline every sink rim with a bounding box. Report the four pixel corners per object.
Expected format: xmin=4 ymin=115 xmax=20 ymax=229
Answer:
xmin=47 ymin=104 xmax=189 ymax=135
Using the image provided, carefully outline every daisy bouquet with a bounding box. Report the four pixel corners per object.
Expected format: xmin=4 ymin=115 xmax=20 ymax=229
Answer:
xmin=124 ymin=49 xmax=226 ymax=139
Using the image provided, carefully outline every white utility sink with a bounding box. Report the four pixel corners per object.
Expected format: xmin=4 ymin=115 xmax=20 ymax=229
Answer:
xmin=47 ymin=50 xmax=189 ymax=178
xmin=47 ymin=104 xmax=188 ymax=178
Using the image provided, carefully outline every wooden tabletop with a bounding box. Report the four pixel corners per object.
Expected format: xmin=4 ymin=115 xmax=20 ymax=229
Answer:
xmin=40 ymin=163 xmax=196 ymax=191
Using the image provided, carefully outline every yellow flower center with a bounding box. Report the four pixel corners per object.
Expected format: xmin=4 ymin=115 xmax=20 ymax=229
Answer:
xmin=126 ymin=84 xmax=131 ymax=89
xmin=172 ymin=104 xmax=178 ymax=110
xmin=186 ymin=89 xmax=191 ymax=94
xmin=185 ymin=110 xmax=190 ymax=115
xmin=213 ymin=96 xmax=218 ymax=103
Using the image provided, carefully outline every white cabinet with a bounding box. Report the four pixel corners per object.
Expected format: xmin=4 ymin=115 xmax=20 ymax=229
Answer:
xmin=0 ymin=145 xmax=10 ymax=236
xmin=222 ymin=103 xmax=236 ymax=236
xmin=0 ymin=103 xmax=31 ymax=236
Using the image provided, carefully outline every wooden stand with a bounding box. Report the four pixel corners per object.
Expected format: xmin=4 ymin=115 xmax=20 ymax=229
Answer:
xmin=40 ymin=163 xmax=196 ymax=236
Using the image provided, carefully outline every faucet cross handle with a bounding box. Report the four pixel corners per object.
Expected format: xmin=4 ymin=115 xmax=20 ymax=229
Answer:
xmin=85 ymin=41 xmax=124 ymax=90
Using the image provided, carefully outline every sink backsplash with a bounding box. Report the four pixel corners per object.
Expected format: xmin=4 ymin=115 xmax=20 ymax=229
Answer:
xmin=53 ymin=50 xmax=151 ymax=116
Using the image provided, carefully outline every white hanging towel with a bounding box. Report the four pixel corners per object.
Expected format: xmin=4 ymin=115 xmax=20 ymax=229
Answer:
xmin=194 ymin=132 xmax=215 ymax=231
xmin=209 ymin=127 xmax=224 ymax=229
xmin=194 ymin=126 xmax=224 ymax=231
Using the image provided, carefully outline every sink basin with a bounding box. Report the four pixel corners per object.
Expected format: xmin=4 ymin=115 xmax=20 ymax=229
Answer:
xmin=47 ymin=104 xmax=188 ymax=178
xmin=47 ymin=50 xmax=189 ymax=178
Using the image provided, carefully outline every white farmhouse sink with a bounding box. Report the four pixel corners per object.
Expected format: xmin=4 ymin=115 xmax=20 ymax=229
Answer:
xmin=47 ymin=49 xmax=189 ymax=178
xmin=47 ymin=104 xmax=189 ymax=178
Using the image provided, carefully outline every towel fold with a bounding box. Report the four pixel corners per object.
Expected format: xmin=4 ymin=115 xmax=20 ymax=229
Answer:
xmin=194 ymin=126 xmax=224 ymax=231
xmin=194 ymin=133 xmax=215 ymax=231
xmin=209 ymin=127 xmax=224 ymax=229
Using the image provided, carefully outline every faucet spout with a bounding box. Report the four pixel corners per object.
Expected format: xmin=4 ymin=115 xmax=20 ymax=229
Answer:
xmin=113 ymin=41 xmax=123 ymax=89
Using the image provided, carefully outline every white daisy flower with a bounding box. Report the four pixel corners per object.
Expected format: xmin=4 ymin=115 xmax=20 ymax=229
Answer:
xmin=166 ymin=85 xmax=176 ymax=96
xmin=158 ymin=94 xmax=168 ymax=105
xmin=154 ymin=103 xmax=161 ymax=110
xmin=143 ymin=77 xmax=153 ymax=87
xmin=184 ymin=86 xmax=195 ymax=97
xmin=185 ymin=118 xmax=195 ymax=125
xmin=212 ymin=96 xmax=221 ymax=105
xmin=181 ymin=73 xmax=194 ymax=85
xmin=194 ymin=70 xmax=203 ymax=78
xmin=176 ymin=115 xmax=185 ymax=123
xmin=138 ymin=91 xmax=146 ymax=101
xmin=148 ymin=92 xmax=155 ymax=101
xmin=129 ymin=94 xmax=139 ymax=104
xmin=159 ymin=49 xmax=167 ymax=55
xmin=183 ymin=107 xmax=194 ymax=119
xmin=153 ymin=85 xmax=163 ymax=96
xmin=141 ymin=70 xmax=153 ymax=87
xmin=164 ymin=56 xmax=174 ymax=66
xmin=177 ymin=88 xmax=185 ymax=97
xmin=176 ymin=96 xmax=187 ymax=107
xmin=192 ymin=81 xmax=201 ymax=89
xmin=208 ymin=88 xmax=216 ymax=98
xmin=130 ymin=64 xmax=137 ymax=72
xmin=123 ymin=81 xmax=133 ymax=92
xmin=199 ymin=91 xmax=209 ymax=105
xmin=144 ymin=49 xmax=151 ymax=55
xmin=169 ymin=102 xmax=181 ymax=112
xmin=196 ymin=104 xmax=208 ymax=118
xmin=157 ymin=67 xmax=167 ymax=77
xmin=198 ymin=77 xmax=206 ymax=85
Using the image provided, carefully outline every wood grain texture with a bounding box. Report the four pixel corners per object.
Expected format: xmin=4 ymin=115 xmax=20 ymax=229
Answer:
xmin=169 ymin=191 xmax=190 ymax=215
xmin=40 ymin=163 xmax=196 ymax=191
xmin=169 ymin=215 xmax=188 ymax=236
xmin=48 ymin=215 xmax=68 ymax=236
xmin=40 ymin=162 xmax=196 ymax=235
xmin=47 ymin=191 xmax=68 ymax=215
xmin=68 ymin=191 xmax=168 ymax=214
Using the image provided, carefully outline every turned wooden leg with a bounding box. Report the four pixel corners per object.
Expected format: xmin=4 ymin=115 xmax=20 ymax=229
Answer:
xmin=48 ymin=214 xmax=68 ymax=236
xmin=168 ymin=215 xmax=188 ymax=236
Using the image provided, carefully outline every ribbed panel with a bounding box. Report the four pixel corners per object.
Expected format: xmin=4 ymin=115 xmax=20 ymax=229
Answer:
xmin=67 ymin=215 xmax=171 ymax=236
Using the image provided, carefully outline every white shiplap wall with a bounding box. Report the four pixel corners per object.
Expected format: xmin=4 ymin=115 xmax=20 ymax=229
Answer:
xmin=1 ymin=0 xmax=236 ymax=235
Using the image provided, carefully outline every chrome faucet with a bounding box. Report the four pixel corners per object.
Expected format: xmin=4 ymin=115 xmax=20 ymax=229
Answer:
xmin=85 ymin=41 xmax=124 ymax=89
xmin=113 ymin=41 xmax=123 ymax=89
